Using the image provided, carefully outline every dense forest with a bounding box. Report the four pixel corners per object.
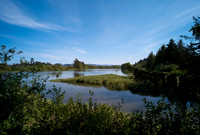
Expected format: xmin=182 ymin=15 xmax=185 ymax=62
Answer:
xmin=122 ymin=38 xmax=199 ymax=74
xmin=0 ymin=17 xmax=200 ymax=134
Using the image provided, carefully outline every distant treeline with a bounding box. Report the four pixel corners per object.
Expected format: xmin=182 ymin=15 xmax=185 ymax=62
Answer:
xmin=73 ymin=58 xmax=120 ymax=70
xmin=0 ymin=57 xmax=120 ymax=72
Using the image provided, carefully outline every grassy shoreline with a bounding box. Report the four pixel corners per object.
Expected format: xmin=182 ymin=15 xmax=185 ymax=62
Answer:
xmin=51 ymin=74 xmax=133 ymax=90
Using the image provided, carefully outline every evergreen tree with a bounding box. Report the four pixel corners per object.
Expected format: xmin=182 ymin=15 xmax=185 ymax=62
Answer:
xmin=165 ymin=39 xmax=178 ymax=64
xmin=181 ymin=16 xmax=200 ymax=74
xmin=189 ymin=17 xmax=200 ymax=55
xmin=181 ymin=16 xmax=200 ymax=56
xmin=190 ymin=17 xmax=200 ymax=41
xmin=155 ymin=44 xmax=166 ymax=65
xmin=146 ymin=52 xmax=156 ymax=71
xmin=73 ymin=58 xmax=80 ymax=69
xmin=176 ymin=40 xmax=189 ymax=68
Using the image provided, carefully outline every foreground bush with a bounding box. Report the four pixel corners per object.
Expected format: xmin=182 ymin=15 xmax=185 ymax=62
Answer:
xmin=1 ymin=83 xmax=200 ymax=134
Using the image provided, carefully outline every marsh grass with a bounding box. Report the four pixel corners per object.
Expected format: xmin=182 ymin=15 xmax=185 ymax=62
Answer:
xmin=51 ymin=74 xmax=133 ymax=90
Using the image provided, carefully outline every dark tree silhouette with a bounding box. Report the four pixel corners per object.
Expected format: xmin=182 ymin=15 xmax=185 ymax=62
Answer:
xmin=146 ymin=52 xmax=155 ymax=71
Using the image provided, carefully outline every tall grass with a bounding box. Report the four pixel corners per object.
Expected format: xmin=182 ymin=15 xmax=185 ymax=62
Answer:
xmin=51 ymin=74 xmax=133 ymax=90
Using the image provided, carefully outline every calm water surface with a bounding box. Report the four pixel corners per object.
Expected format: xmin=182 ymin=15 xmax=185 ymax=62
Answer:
xmin=36 ymin=69 xmax=162 ymax=112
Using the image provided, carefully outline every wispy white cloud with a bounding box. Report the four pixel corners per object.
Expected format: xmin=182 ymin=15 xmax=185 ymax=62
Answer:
xmin=72 ymin=47 xmax=87 ymax=54
xmin=38 ymin=53 xmax=63 ymax=60
xmin=147 ymin=5 xmax=200 ymax=37
xmin=0 ymin=34 xmax=16 ymax=39
xmin=22 ymin=47 xmax=79 ymax=64
xmin=0 ymin=0 xmax=76 ymax=32
xmin=142 ymin=42 xmax=162 ymax=54
xmin=174 ymin=6 xmax=200 ymax=21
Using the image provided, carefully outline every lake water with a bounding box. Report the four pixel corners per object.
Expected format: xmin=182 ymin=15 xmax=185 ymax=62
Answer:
xmin=36 ymin=69 xmax=163 ymax=113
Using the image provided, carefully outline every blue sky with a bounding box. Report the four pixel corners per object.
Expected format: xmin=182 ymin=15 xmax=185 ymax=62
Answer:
xmin=0 ymin=0 xmax=200 ymax=65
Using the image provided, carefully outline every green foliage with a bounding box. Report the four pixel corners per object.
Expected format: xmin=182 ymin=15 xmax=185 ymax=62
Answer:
xmin=121 ymin=38 xmax=193 ymax=75
xmin=87 ymin=64 xmax=121 ymax=69
xmin=145 ymin=52 xmax=156 ymax=71
xmin=0 ymin=58 xmax=120 ymax=72
xmin=189 ymin=16 xmax=200 ymax=41
xmin=132 ymin=58 xmax=147 ymax=70
xmin=121 ymin=62 xmax=134 ymax=74
xmin=46 ymin=85 xmax=65 ymax=104
xmin=1 ymin=60 xmax=69 ymax=72
xmin=130 ymin=99 xmax=200 ymax=135
xmin=158 ymin=64 xmax=181 ymax=73
xmin=51 ymin=74 xmax=133 ymax=90
xmin=165 ymin=39 xmax=178 ymax=64
xmin=0 ymin=45 xmax=22 ymax=70
xmin=73 ymin=58 xmax=85 ymax=70
xmin=0 ymin=45 xmax=22 ymax=65
xmin=153 ymin=39 xmax=189 ymax=73
xmin=123 ymin=36 xmax=199 ymax=76
xmin=155 ymin=44 xmax=166 ymax=65
xmin=180 ymin=16 xmax=200 ymax=75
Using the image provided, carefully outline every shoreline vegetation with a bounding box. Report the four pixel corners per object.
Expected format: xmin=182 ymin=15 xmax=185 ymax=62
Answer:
xmin=51 ymin=74 xmax=133 ymax=90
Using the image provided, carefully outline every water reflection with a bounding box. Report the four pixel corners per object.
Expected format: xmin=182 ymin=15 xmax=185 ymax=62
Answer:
xmin=48 ymin=71 xmax=63 ymax=78
xmin=129 ymin=83 xmax=200 ymax=108
xmin=37 ymin=69 xmax=162 ymax=112
xmin=74 ymin=72 xmax=84 ymax=77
